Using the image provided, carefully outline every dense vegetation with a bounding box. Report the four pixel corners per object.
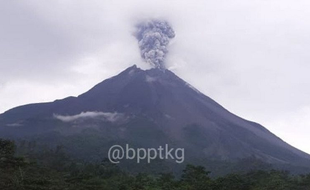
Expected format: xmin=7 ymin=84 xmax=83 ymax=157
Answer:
xmin=1 ymin=138 xmax=310 ymax=190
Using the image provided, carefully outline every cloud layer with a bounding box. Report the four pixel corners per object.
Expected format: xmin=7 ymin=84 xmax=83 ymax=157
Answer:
xmin=54 ymin=111 xmax=125 ymax=123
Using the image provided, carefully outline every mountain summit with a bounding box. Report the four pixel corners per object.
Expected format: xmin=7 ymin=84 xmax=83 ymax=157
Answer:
xmin=1 ymin=65 xmax=309 ymax=172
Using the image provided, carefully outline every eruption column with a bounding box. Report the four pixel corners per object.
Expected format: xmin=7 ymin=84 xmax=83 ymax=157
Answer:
xmin=134 ymin=20 xmax=175 ymax=69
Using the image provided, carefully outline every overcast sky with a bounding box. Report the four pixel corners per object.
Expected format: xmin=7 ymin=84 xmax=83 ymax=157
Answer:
xmin=1 ymin=0 xmax=310 ymax=154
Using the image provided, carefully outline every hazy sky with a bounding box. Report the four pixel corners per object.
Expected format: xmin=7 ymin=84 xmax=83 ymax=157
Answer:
xmin=1 ymin=0 xmax=310 ymax=154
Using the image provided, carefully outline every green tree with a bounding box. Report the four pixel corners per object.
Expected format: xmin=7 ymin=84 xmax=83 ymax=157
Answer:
xmin=180 ymin=165 xmax=212 ymax=190
xmin=213 ymin=173 xmax=249 ymax=190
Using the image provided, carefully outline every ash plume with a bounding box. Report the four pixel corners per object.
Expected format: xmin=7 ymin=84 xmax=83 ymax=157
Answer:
xmin=134 ymin=20 xmax=175 ymax=69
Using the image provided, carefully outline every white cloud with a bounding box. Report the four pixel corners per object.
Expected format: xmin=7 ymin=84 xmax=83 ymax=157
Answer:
xmin=54 ymin=111 xmax=125 ymax=123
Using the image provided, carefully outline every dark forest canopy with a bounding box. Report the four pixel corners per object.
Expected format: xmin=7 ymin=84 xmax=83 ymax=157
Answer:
xmin=1 ymin=139 xmax=310 ymax=190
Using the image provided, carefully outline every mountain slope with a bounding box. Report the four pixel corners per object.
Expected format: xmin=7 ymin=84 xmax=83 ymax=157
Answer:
xmin=0 ymin=65 xmax=309 ymax=170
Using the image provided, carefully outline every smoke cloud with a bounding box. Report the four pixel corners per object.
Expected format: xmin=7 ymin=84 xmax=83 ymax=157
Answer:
xmin=134 ymin=20 xmax=175 ymax=69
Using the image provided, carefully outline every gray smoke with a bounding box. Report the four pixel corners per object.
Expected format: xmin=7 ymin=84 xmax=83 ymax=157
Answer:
xmin=134 ymin=20 xmax=175 ymax=69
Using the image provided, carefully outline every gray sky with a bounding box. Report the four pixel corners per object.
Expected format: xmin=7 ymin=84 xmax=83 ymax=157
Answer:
xmin=1 ymin=0 xmax=310 ymax=154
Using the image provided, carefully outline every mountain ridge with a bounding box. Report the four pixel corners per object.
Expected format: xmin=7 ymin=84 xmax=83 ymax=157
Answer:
xmin=0 ymin=65 xmax=309 ymax=172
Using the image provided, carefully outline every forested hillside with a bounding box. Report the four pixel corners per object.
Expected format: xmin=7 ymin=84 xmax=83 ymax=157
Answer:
xmin=1 ymin=139 xmax=310 ymax=190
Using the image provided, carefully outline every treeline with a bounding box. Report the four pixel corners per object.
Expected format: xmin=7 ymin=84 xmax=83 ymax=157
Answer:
xmin=1 ymin=139 xmax=310 ymax=190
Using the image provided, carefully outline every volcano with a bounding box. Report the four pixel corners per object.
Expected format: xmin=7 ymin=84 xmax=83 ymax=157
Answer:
xmin=1 ymin=65 xmax=309 ymax=173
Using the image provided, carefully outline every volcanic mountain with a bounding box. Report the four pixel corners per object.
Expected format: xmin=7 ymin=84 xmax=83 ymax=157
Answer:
xmin=1 ymin=65 xmax=309 ymax=173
